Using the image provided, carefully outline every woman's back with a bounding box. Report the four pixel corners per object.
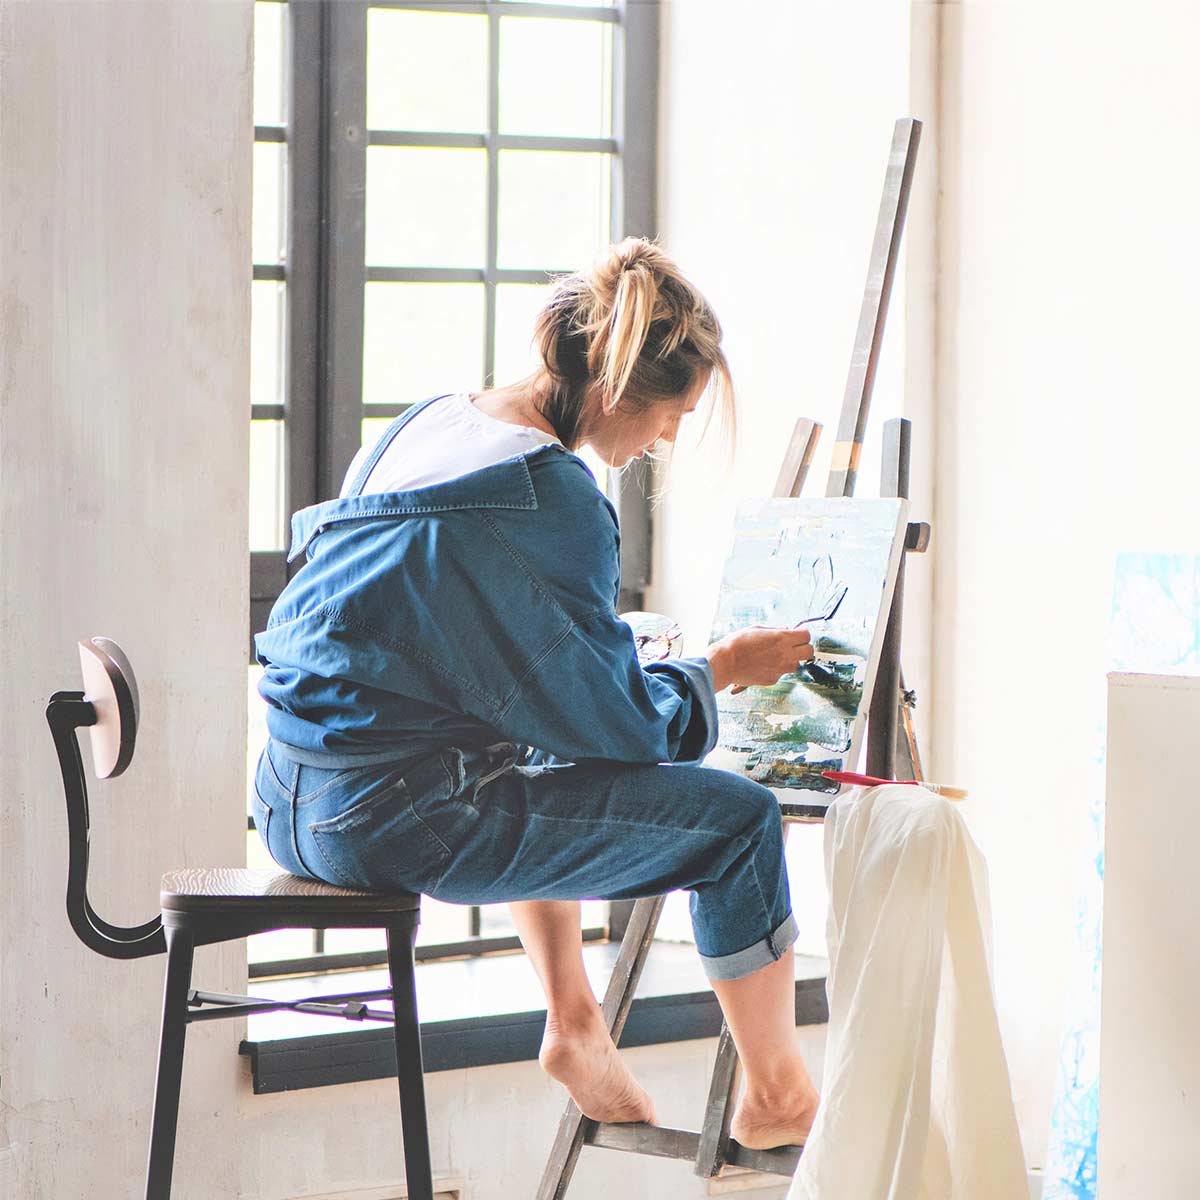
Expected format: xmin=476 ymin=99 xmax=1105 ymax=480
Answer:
xmin=255 ymin=392 xmax=713 ymax=772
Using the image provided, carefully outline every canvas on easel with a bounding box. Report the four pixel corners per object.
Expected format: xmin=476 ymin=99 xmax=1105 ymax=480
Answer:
xmin=706 ymin=497 xmax=909 ymax=793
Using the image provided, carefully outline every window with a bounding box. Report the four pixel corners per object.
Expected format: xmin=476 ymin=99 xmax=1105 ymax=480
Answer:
xmin=247 ymin=0 xmax=658 ymax=976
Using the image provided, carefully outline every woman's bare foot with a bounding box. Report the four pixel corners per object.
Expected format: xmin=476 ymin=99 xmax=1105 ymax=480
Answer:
xmin=539 ymin=1009 xmax=657 ymax=1125
xmin=730 ymin=1083 xmax=820 ymax=1150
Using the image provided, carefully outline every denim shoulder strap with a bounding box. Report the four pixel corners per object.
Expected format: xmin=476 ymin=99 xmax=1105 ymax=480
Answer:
xmin=344 ymin=393 xmax=454 ymax=498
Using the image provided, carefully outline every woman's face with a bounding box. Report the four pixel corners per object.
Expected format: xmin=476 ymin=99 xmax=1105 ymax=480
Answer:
xmin=581 ymin=374 xmax=708 ymax=469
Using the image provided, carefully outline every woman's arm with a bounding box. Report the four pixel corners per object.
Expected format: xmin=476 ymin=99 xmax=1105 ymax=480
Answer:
xmin=496 ymin=605 xmax=718 ymax=765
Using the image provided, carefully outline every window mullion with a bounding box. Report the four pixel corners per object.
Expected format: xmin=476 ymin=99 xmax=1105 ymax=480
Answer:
xmin=286 ymin=0 xmax=325 ymax=528
xmin=483 ymin=3 xmax=501 ymax=388
xmin=613 ymin=0 xmax=658 ymax=609
xmin=319 ymin=0 xmax=370 ymax=501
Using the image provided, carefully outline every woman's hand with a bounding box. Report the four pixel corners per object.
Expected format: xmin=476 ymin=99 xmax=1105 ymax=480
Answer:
xmin=706 ymin=626 xmax=815 ymax=695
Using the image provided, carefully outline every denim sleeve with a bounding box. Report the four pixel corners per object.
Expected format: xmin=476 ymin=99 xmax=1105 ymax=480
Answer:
xmin=497 ymin=608 xmax=719 ymax=767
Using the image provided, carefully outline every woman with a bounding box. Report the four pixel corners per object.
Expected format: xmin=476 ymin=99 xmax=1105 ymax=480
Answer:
xmin=253 ymin=238 xmax=820 ymax=1149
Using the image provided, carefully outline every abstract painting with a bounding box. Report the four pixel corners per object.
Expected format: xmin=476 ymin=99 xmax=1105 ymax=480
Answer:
xmin=706 ymin=498 xmax=908 ymax=792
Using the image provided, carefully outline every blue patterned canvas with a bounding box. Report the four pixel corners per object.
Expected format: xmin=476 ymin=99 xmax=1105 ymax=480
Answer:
xmin=1043 ymin=553 xmax=1200 ymax=1199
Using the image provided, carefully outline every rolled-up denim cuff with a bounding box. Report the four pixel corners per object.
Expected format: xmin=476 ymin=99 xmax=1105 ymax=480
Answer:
xmin=699 ymin=912 xmax=799 ymax=982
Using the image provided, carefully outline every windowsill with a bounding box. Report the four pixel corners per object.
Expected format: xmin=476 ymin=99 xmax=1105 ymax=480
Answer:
xmin=240 ymin=941 xmax=828 ymax=1094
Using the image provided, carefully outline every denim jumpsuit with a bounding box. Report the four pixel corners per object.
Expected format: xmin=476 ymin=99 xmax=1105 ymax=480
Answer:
xmin=253 ymin=397 xmax=796 ymax=980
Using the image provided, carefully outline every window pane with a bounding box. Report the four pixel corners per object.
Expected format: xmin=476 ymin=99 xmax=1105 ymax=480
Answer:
xmin=494 ymin=282 xmax=550 ymax=386
xmin=582 ymin=899 xmax=606 ymax=930
xmin=499 ymin=17 xmax=612 ymax=139
xmin=363 ymin=282 xmax=485 ymax=403
xmin=253 ymin=1 xmax=287 ymax=127
xmin=251 ymin=280 xmax=285 ymax=409
xmin=656 ymin=890 xmax=696 ymax=944
xmin=362 ymin=415 xmax=393 ymax=451
xmin=367 ymin=8 xmax=487 ymax=133
xmin=247 ymin=924 xmax=315 ymax=966
xmin=247 ymin=664 xmax=267 ymax=820
xmin=366 ymin=146 xmax=487 ymax=268
xmin=252 ymin=142 xmax=287 ymax=265
xmin=357 ymin=412 xmax=391 ymax=451
xmin=578 ymin=444 xmax=608 ymax=488
xmin=416 ymin=897 xmax=473 ymax=947
xmin=322 ymin=928 xmax=387 ymax=955
xmin=498 ymin=150 xmax=610 ymax=271
xmin=478 ymin=903 xmax=515 ymax=937
xmin=250 ymin=420 xmax=286 ymax=550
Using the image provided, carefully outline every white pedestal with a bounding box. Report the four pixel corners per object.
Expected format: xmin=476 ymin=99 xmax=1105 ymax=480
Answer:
xmin=1100 ymin=672 xmax=1200 ymax=1198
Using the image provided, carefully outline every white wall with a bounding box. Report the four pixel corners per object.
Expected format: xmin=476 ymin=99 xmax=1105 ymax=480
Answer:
xmin=656 ymin=0 xmax=1200 ymax=1177
xmin=0 ymin=1 xmax=252 ymax=1195
xmin=651 ymin=0 xmax=922 ymax=659
xmin=930 ymin=0 xmax=1200 ymax=1170
xmin=650 ymin=1 xmax=924 ymax=963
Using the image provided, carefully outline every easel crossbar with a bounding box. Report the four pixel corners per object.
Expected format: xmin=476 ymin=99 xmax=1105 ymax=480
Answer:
xmin=586 ymin=1121 xmax=803 ymax=1177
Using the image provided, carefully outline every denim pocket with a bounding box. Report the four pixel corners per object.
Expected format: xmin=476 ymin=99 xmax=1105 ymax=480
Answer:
xmin=308 ymin=776 xmax=453 ymax=893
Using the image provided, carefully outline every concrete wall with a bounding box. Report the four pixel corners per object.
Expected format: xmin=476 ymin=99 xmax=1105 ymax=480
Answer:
xmin=928 ymin=0 xmax=1200 ymax=1170
xmin=0 ymin=1 xmax=252 ymax=1195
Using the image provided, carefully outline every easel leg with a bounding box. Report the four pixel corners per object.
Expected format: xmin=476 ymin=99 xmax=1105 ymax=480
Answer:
xmin=693 ymin=1025 xmax=741 ymax=1178
xmin=536 ymin=893 xmax=667 ymax=1200
xmin=693 ymin=820 xmax=793 ymax=1179
xmin=872 ymin=416 xmax=929 ymax=784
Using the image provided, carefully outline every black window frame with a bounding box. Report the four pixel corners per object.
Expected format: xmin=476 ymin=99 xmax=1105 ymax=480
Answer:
xmin=249 ymin=0 xmax=658 ymax=977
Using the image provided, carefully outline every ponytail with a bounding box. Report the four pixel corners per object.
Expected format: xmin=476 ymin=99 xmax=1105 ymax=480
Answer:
xmin=530 ymin=238 xmax=735 ymax=455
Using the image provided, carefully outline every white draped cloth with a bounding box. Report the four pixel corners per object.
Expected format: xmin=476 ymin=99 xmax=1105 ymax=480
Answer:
xmin=788 ymin=785 xmax=1027 ymax=1200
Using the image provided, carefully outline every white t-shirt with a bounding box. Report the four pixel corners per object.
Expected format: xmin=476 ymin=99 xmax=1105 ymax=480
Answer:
xmin=340 ymin=392 xmax=561 ymax=498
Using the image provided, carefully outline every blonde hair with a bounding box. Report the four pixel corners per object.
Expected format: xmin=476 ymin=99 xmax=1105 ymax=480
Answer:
xmin=531 ymin=238 xmax=736 ymax=455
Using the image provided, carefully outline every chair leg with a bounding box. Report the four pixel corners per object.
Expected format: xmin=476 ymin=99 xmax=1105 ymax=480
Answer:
xmin=387 ymin=918 xmax=434 ymax=1200
xmin=145 ymin=925 xmax=195 ymax=1200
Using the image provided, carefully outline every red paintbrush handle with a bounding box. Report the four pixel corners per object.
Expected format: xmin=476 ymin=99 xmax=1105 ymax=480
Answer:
xmin=821 ymin=770 xmax=917 ymax=788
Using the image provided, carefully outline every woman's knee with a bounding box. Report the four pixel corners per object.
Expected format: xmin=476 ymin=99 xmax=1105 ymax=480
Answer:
xmin=711 ymin=770 xmax=781 ymax=840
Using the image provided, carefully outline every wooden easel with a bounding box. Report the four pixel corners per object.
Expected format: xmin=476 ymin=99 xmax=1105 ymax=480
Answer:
xmin=537 ymin=118 xmax=927 ymax=1198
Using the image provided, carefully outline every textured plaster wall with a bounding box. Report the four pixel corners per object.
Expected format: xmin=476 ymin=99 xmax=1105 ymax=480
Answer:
xmin=0 ymin=1 xmax=252 ymax=1195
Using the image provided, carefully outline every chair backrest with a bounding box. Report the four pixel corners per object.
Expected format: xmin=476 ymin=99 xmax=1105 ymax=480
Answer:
xmin=77 ymin=637 xmax=139 ymax=778
xmin=45 ymin=637 xmax=164 ymax=960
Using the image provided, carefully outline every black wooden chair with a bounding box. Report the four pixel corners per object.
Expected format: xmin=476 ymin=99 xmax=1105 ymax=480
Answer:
xmin=46 ymin=637 xmax=435 ymax=1200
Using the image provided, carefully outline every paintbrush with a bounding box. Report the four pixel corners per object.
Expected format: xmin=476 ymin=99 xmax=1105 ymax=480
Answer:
xmin=821 ymin=770 xmax=968 ymax=801
xmin=728 ymin=587 xmax=852 ymax=696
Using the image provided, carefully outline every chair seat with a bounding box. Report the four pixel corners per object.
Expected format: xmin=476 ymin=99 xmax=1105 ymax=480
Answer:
xmin=160 ymin=867 xmax=420 ymax=914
